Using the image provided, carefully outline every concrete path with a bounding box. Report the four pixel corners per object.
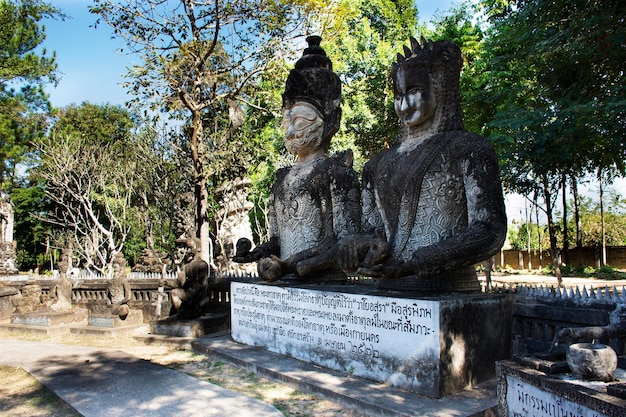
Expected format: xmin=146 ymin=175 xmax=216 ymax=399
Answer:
xmin=193 ymin=334 xmax=498 ymax=417
xmin=0 ymin=338 xmax=284 ymax=417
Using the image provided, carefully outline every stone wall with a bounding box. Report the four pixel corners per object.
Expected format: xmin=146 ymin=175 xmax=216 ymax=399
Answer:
xmin=498 ymin=247 xmax=626 ymax=270
xmin=510 ymin=284 xmax=626 ymax=358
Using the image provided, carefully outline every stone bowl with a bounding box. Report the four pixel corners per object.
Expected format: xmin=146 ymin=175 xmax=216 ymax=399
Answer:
xmin=566 ymin=342 xmax=618 ymax=382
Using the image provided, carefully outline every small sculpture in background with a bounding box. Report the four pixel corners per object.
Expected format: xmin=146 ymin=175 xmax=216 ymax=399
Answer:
xmin=234 ymin=36 xmax=362 ymax=282
xmin=106 ymin=252 xmax=131 ymax=318
xmin=162 ymin=237 xmax=210 ymax=319
xmin=47 ymin=250 xmax=74 ymax=313
xmin=359 ymin=37 xmax=507 ymax=291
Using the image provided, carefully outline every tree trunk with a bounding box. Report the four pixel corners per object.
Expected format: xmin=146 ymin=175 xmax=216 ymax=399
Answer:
xmin=599 ymin=177 xmax=607 ymax=267
xmin=543 ymin=177 xmax=562 ymax=286
xmin=189 ymin=109 xmax=212 ymax=265
xmin=535 ymin=194 xmax=544 ymax=269
xmin=572 ymin=177 xmax=584 ymax=267
xmin=525 ymin=199 xmax=532 ymax=269
xmin=562 ymin=175 xmax=570 ymax=266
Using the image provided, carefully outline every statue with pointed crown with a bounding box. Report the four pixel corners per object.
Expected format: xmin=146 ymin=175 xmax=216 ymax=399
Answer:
xmin=359 ymin=37 xmax=507 ymax=291
xmin=233 ymin=36 xmax=364 ymax=282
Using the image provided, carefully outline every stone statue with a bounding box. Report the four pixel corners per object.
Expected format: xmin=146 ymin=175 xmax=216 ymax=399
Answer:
xmin=234 ymin=36 xmax=362 ymax=282
xmin=162 ymin=237 xmax=210 ymax=319
xmin=47 ymin=251 xmax=74 ymax=313
xmin=359 ymin=37 xmax=507 ymax=291
xmin=106 ymin=252 xmax=131 ymax=318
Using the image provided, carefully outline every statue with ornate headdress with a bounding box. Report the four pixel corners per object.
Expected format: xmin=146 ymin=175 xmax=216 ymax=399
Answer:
xmin=233 ymin=36 xmax=365 ymax=282
xmin=358 ymin=37 xmax=507 ymax=291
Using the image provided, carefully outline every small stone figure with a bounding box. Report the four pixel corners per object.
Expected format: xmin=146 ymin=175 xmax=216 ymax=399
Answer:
xmin=359 ymin=37 xmax=507 ymax=291
xmin=47 ymin=251 xmax=74 ymax=313
xmin=106 ymin=252 xmax=131 ymax=318
xmin=162 ymin=237 xmax=209 ymax=319
xmin=14 ymin=284 xmax=44 ymax=314
xmin=234 ymin=36 xmax=361 ymax=281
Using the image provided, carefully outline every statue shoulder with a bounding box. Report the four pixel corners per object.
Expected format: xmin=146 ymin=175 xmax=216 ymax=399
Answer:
xmin=362 ymin=147 xmax=391 ymax=177
xmin=448 ymin=131 xmax=497 ymax=155
xmin=322 ymin=153 xmax=359 ymax=178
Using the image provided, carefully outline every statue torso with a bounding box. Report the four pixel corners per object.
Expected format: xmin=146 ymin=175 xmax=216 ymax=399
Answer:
xmin=271 ymin=156 xmax=360 ymax=259
xmin=363 ymin=132 xmax=494 ymax=261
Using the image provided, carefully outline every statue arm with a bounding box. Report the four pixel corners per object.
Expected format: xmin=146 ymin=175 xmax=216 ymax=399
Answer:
xmin=361 ymin=166 xmax=384 ymax=237
xmin=122 ymin=280 xmax=132 ymax=304
xmin=330 ymin=167 xmax=362 ymax=239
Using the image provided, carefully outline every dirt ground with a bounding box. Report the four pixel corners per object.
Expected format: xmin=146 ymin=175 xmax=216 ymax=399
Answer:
xmin=0 ymin=332 xmax=368 ymax=417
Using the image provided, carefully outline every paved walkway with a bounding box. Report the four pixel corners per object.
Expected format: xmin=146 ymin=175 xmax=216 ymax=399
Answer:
xmin=0 ymin=338 xmax=283 ymax=417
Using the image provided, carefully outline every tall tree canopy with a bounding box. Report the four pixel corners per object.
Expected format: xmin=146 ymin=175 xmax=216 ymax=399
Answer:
xmin=0 ymin=0 xmax=60 ymax=188
xmin=462 ymin=0 xmax=626 ymax=280
xmin=90 ymin=0 xmax=308 ymax=263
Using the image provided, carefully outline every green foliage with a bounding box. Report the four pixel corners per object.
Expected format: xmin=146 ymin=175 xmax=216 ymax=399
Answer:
xmin=468 ymin=0 xmax=626 ymax=189
xmin=507 ymin=221 xmax=550 ymax=250
xmin=559 ymin=264 xmax=626 ymax=280
xmin=573 ymin=194 xmax=626 ymax=247
xmin=50 ymin=102 xmax=137 ymax=146
xmin=0 ymin=0 xmax=59 ymax=83
xmin=0 ymin=0 xmax=61 ymax=187
xmin=10 ymin=181 xmax=51 ymax=270
xmin=319 ymin=0 xmax=422 ymax=162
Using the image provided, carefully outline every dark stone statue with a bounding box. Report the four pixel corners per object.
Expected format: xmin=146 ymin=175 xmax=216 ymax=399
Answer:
xmin=234 ymin=36 xmax=362 ymax=282
xmin=106 ymin=252 xmax=131 ymax=318
xmin=359 ymin=37 xmax=507 ymax=291
xmin=162 ymin=237 xmax=210 ymax=319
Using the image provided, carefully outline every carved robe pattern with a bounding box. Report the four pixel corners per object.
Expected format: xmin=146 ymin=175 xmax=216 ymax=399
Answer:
xmin=362 ymin=131 xmax=506 ymax=280
xmin=270 ymin=156 xmax=361 ymax=260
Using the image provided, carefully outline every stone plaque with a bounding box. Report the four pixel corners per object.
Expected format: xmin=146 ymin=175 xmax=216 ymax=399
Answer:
xmin=506 ymin=375 xmax=608 ymax=417
xmin=231 ymin=282 xmax=440 ymax=393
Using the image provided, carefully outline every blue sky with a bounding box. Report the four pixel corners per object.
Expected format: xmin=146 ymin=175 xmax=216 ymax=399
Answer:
xmin=42 ymin=1 xmax=457 ymax=108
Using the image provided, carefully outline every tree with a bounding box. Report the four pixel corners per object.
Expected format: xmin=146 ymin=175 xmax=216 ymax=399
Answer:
xmin=463 ymin=0 xmax=626 ymax=283
xmin=310 ymin=0 xmax=422 ymax=163
xmin=0 ymin=0 xmax=61 ymax=188
xmin=34 ymin=134 xmax=140 ymax=273
xmin=90 ymin=0 xmax=308 ymax=264
xmin=50 ymin=102 xmax=136 ymax=145
xmin=10 ymin=181 xmax=51 ymax=270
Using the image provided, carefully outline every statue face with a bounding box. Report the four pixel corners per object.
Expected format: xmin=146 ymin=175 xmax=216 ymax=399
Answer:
xmin=282 ymin=102 xmax=325 ymax=159
xmin=393 ymin=66 xmax=436 ymax=128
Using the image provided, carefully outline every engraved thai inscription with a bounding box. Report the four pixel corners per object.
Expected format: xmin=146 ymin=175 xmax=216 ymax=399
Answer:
xmin=231 ymin=282 xmax=440 ymax=392
xmin=506 ymin=377 xmax=608 ymax=417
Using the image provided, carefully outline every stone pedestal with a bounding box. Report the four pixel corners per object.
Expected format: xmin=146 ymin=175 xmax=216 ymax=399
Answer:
xmin=12 ymin=309 xmax=88 ymax=327
xmin=497 ymin=360 xmax=626 ymax=417
xmin=230 ymin=281 xmax=512 ymax=398
xmin=88 ymin=309 xmax=143 ymax=328
xmin=150 ymin=311 xmax=230 ymax=337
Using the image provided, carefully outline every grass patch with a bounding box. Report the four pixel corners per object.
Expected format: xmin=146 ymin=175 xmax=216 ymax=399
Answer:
xmin=0 ymin=366 xmax=80 ymax=417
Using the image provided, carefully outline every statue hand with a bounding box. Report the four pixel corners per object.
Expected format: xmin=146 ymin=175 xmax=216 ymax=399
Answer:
xmin=359 ymin=259 xmax=412 ymax=279
xmin=258 ymin=255 xmax=285 ymax=282
xmin=357 ymin=264 xmax=384 ymax=278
